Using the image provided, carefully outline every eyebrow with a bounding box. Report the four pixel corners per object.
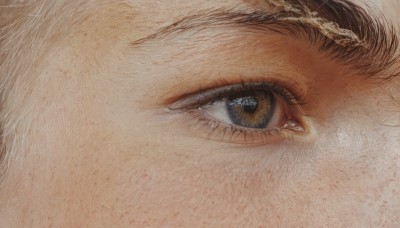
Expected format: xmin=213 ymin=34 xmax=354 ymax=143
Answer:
xmin=131 ymin=0 xmax=400 ymax=79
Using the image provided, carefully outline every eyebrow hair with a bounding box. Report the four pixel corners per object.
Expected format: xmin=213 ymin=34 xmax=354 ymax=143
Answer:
xmin=131 ymin=0 xmax=400 ymax=79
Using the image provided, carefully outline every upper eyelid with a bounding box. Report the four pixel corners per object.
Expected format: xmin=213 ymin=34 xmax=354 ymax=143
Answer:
xmin=168 ymin=81 xmax=305 ymax=111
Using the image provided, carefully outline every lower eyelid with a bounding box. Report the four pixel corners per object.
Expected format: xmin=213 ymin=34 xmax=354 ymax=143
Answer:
xmin=180 ymin=108 xmax=305 ymax=145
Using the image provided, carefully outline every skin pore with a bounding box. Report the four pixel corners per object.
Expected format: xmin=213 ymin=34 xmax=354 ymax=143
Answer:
xmin=0 ymin=0 xmax=399 ymax=227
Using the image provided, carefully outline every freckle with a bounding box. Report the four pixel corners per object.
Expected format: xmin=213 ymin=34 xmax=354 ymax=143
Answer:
xmin=172 ymin=211 xmax=180 ymax=218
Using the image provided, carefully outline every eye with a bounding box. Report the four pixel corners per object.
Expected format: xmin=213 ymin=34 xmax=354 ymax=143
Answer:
xmin=202 ymin=89 xmax=299 ymax=130
xmin=169 ymin=82 xmax=307 ymax=144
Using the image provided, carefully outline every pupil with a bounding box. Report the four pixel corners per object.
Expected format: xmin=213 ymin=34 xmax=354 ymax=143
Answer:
xmin=226 ymin=91 xmax=275 ymax=129
xmin=240 ymin=96 xmax=258 ymax=113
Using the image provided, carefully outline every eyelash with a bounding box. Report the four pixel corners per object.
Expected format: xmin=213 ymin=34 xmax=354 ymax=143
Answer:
xmin=169 ymin=80 xmax=306 ymax=109
xmin=169 ymin=80 xmax=307 ymax=144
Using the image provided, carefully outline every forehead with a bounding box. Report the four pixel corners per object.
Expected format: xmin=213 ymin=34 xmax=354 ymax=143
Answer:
xmin=354 ymin=0 xmax=399 ymax=20
xmin=381 ymin=1 xmax=400 ymax=21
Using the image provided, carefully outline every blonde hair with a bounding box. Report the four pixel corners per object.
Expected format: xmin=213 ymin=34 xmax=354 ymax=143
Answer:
xmin=0 ymin=0 xmax=103 ymax=182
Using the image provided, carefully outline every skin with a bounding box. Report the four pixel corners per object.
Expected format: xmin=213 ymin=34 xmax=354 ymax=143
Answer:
xmin=0 ymin=0 xmax=399 ymax=227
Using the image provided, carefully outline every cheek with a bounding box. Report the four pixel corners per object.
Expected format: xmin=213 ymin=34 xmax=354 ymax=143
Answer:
xmin=308 ymin=116 xmax=400 ymax=222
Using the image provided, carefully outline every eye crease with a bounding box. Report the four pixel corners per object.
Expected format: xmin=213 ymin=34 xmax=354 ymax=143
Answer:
xmin=170 ymin=82 xmax=306 ymax=144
